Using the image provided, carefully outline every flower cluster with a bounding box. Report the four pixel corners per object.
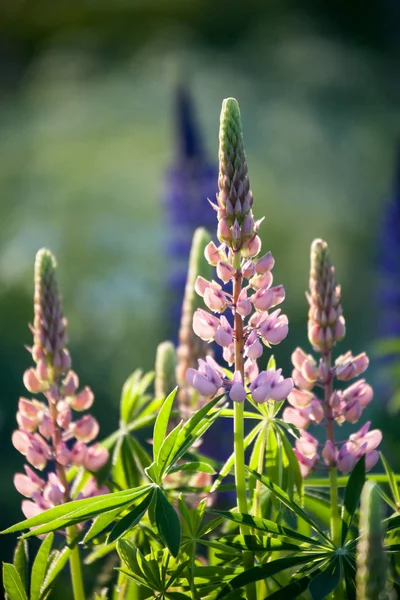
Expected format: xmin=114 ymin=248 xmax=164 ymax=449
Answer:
xmin=186 ymin=98 xmax=293 ymax=404
xmin=12 ymin=249 xmax=109 ymax=520
xmin=283 ymin=239 xmax=381 ymax=476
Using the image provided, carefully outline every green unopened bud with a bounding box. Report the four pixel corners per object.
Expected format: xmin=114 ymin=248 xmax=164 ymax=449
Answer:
xmin=356 ymin=480 xmax=393 ymax=600
xmin=307 ymin=239 xmax=345 ymax=354
xmin=33 ymin=248 xmax=68 ymax=373
xmin=217 ymin=98 xmax=254 ymax=250
xmin=155 ymin=341 xmax=177 ymax=399
xmin=176 ymin=228 xmax=213 ymax=412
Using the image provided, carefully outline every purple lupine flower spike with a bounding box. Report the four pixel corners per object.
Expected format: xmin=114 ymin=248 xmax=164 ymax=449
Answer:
xmin=164 ymin=82 xmax=218 ymax=334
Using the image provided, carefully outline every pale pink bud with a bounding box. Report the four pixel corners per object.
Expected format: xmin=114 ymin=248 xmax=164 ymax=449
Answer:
xmin=335 ymin=352 xmax=369 ymax=381
xmin=23 ymin=368 xmax=43 ymax=393
xmin=294 ymin=450 xmax=317 ymax=478
xmin=244 ymin=358 xmax=259 ymax=383
xmin=283 ymin=407 xmax=311 ymax=429
xmin=229 ymin=371 xmax=247 ymax=403
xmin=343 ymin=380 xmax=373 ymax=408
xmin=83 ymin=443 xmax=109 ymax=471
xmin=71 ymin=415 xmax=99 ymax=443
xmin=334 ymin=316 xmax=346 ymax=341
xmin=12 ymin=430 xmax=31 ymax=454
xmin=237 ymin=287 xmax=252 ymax=317
xmin=17 ymin=412 xmax=38 ymax=432
xmin=193 ymin=309 xmax=219 ymax=341
xmin=14 ymin=472 xmax=44 ymax=498
xmin=21 ymin=500 xmax=44 ymax=520
xmin=27 ymin=446 xmax=48 ymax=471
xmin=343 ymin=399 xmax=362 ymax=423
xmin=204 ymin=241 xmax=221 ymax=266
xmin=71 ymin=441 xmax=88 ymax=465
xmin=243 ymin=234 xmax=261 ymax=257
xmin=217 ymin=217 xmax=231 ymax=242
xmin=19 ymin=398 xmax=40 ymax=419
xmin=291 ymin=347 xmax=308 ymax=370
xmin=322 ymin=441 xmax=337 ymax=466
xmin=296 ymin=431 xmax=318 ymax=456
xmin=62 ymin=370 xmax=79 ymax=396
xmin=216 ymin=261 xmax=235 ymax=283
xmin=43 ymin=473 xmax=65 ymax=506
xmin=252 ymin=285 xmax=285 ymax=312
xmin=337 ymin=444 xmax=357 ymax=473
xmin=38 ymin=415 xmax=54 ymax=439
xmin=56 ymin=401 xmax=72 ymax=429
xmin=365 ymin=450 xmax=379 ymax=471
xmin=223 ymin=343 xmax=235 ymax=365
xmin=242 ymin=259 xmax=256 ymax=279
xmin=250 ymin=271 xmax=273 ymax=290
xmin=318 ymin=359 xmax=330 ymax=383
xmin=215 ymin=315 xmax=234 ymax=347
xmin=309 ymin=400 xmax=324 ymax=423
xmin=60 ymin=349 xmax=71 ymax=371
xmin=245 ymin=330 xmax=263 ymax=360
xmin=256 ymin=252 xmax=275 ymax=274
xmin=308 ymin=323 xmax=321 ymax=349
xmin=194 ymin=276 xmax=209 ymax=297
xmin=55 ymin=441 xmax=71 ymax=465
xmin=36 ymin=359 xmax=49 ymax=381
xmin=301 ymin=358 xmax=319 ymax=383
xmin=292 ymin=368 xmax=314 ymax=391
xmin=204 ymin=285 xmax=228 ymax=313
xmin=231 ymin=219 xmax=241 ymax=247
xmin=260 ymin=309 xmax=289 ymax=345
xmin=288 ymin=389 xmax=314 ymax=409
xmin=241 ymin=214 xmax=255 ymax=238
xmin=79 ymin=476 xmax=108 ymax=499
xmin=69 ymin=386 xmax=95 ymax=411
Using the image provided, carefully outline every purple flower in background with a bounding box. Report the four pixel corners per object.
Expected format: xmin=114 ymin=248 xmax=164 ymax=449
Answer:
xmin=164 ymin=82 xmax=217 ymax=332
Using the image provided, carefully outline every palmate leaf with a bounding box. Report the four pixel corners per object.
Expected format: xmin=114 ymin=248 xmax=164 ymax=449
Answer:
xmin=1 ymin=485 xmax=152 ymax=537
xmin=276 ymin=423 xmax=303 ymax=500
xmin=210 ymin=510 xmax=327 ymax=547
xmin=155 ymin=488 xmax=181 ymax=557
xmin=341 ymin=455 xmax=365 ymax=544
xmin=157 ymin=421 xmax=183 ymax=477
xmin=245 ymin=468 xmax=333 ymax=546
xmin=107 ymin=489 xmax=155 ymax=543
xmin=216 ymin=534 xmax=302 ymax=553
xmin=83 ymin=505 xmax=128 ymax=543
xmin=30 ymin=533 xmax=53 ymax=600
xmin=308 ymin=558 xmax=341 ymax=599
xmin=216 ymin=553 xmax=331 ymax=598
xmin=168 ymin=462 xmax=215 ymax=475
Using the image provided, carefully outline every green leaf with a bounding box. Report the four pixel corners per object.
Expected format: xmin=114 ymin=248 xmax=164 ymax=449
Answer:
xmin=108 ymin=489 xmax=155 ymax=543
xmin=278 ymin=424 xmax=303 ymax=500
xmin=262 ymin=569 xmax=324 ymax=600
xmin=30 ymin=533 xmax=54 ymax=600
xmin=83 ymin=506 xmax=128 ymax=543
xmin=211 ymin=422 xmax=263 ymax=493
xmin=120 ymin=370 xmax=155 ymax=424
xmin=13 ymin=539 xmax=29 ymax=591
xmin=2 ymin=486 xmax=151 ymax=536
xmin=217 ymin=534 xmax=301 ymax=553
xmin=155 ymin=488 xmax=181 ymax=557
xmin=308 ymin=558 xmax=340 ymax=599
xmin=216 ymin=554 xmax=329 ymax=598
xmin=2 ymin=563 xmax=28 ymax=600
xmin=157 ymin=421 xmax=182 ymax=475
xmin=245 ymin=468 xmax=333 ymax=545
xmin=304 ymin=491 xmax=331 ymax=529
xmin=153 ymin=388 xmax=178 ymax=461
xmin=168 ymin=462 xmax=216 ymax=475
xmin=40 ymin=545 xmax=72 ymax=599
xmin=380 ymin=453 xmax=400 ymax=509
xmin=210 ymin=510 xmax=327 ymax=547
xmin=341 ymin=454 xmax=365 ymax=544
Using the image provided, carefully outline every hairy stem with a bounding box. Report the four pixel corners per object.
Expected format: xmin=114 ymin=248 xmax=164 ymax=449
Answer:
xmin=232 ymin=251 xmax=256 ymax=600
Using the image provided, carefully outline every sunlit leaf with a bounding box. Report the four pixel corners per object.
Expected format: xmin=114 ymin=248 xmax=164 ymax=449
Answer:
xmin=40 ymin=545 xmax=72 ymax=599
xmin=380 ymin=453 xmax=400 ymax=509
xmin=108 ymin=489 xmax=155 ymax=543
xmin=2 ymin=564 xmax=28 ymax=600
xmin=31 ymin=533 xmax=53 ymax=600
xmin=153 ymin=388 xmax=178 ymax=461
xmin=155 ymin=488 xmax=181 ymax=557
xmin=13 ymin=539 xmax=29 ymax=591
xmin=341 ymin=455 xmax=365 ymax=544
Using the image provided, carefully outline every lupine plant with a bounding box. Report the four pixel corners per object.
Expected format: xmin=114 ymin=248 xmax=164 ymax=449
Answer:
xmin=2 ymin=98 xmax=400 ymax=600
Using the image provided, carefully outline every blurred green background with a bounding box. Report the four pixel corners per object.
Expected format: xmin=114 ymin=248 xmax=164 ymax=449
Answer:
xmin=1 ymin=0 xmax=399 ymax=578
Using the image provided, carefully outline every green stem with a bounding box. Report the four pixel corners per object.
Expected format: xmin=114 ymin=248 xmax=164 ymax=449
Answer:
xmin=232 ymin=251 xmax=256 ymax=600
xmin=252 ymin=424 xmax=267 ymax=518
xmin=66 ymin=526 xmax=85 ymax=600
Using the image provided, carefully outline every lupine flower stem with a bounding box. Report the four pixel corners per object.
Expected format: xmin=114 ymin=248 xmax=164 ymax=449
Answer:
xmin=66 ymin=526 xmax=85 ymax=600
xmin=232 ymin=251 xmax=256 ymax=600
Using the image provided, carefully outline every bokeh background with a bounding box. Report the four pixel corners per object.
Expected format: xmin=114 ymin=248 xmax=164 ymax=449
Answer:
xmin=1 ymin=0 xmax=400 ymax=585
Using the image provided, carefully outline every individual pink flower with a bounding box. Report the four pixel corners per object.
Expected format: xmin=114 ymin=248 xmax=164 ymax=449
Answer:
xmin=236 ymin=287 xmax=252 ymax=317
xmin=215 ymin=315 xmax=234 ymax=347
xmin=186 ymin=357 xmax=224 ymax=397
xmin=71 ymin=415 xmax=100 ymax=443
xmin=83 ymin=443 xmax=109 ymax=471
xmin=245 ymin=330 xmax=263 ymax=360
xmin=250 ymin=369 xmax=293 ymax=403
xmin=216 ymin=261 xmax=235 ymax=283
xmin=23 ymin=368 xmax=43 ymax=394
xmin=259 ymin=309 xmax=289 ymax=345
xmin=229 ymin=371 xmax=247 ymax=403
xmin=343 ymin=380 xmax=373 ymax=408
xmin=287 ymin=389 xmax=315 ymax=409
xmin=62 ymin=370 xmax=79 ymax=396
xmin=193 ymin=309 xmax=220 ymax=342
xmin=252 ymin=284 xmax=285 ymax=312
xmin=204 ymin=241 xmax=221 ymax=266
xmin=255 ymin=252 xmax=275 ymax=274
xmin=69 ymin=386 xmax=95 ymax=411
xmin=335 ymin=352 xmax=369 ymax=381
xmin=14 ymin=468 xmax=45 ymax=498
xmin=70 ymin=441 xmax=88 ymax=465
xmin=322 ymin=441 xmax=337 ymax=466
xmin=43 ymin=473 xmax=65 ymax=506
